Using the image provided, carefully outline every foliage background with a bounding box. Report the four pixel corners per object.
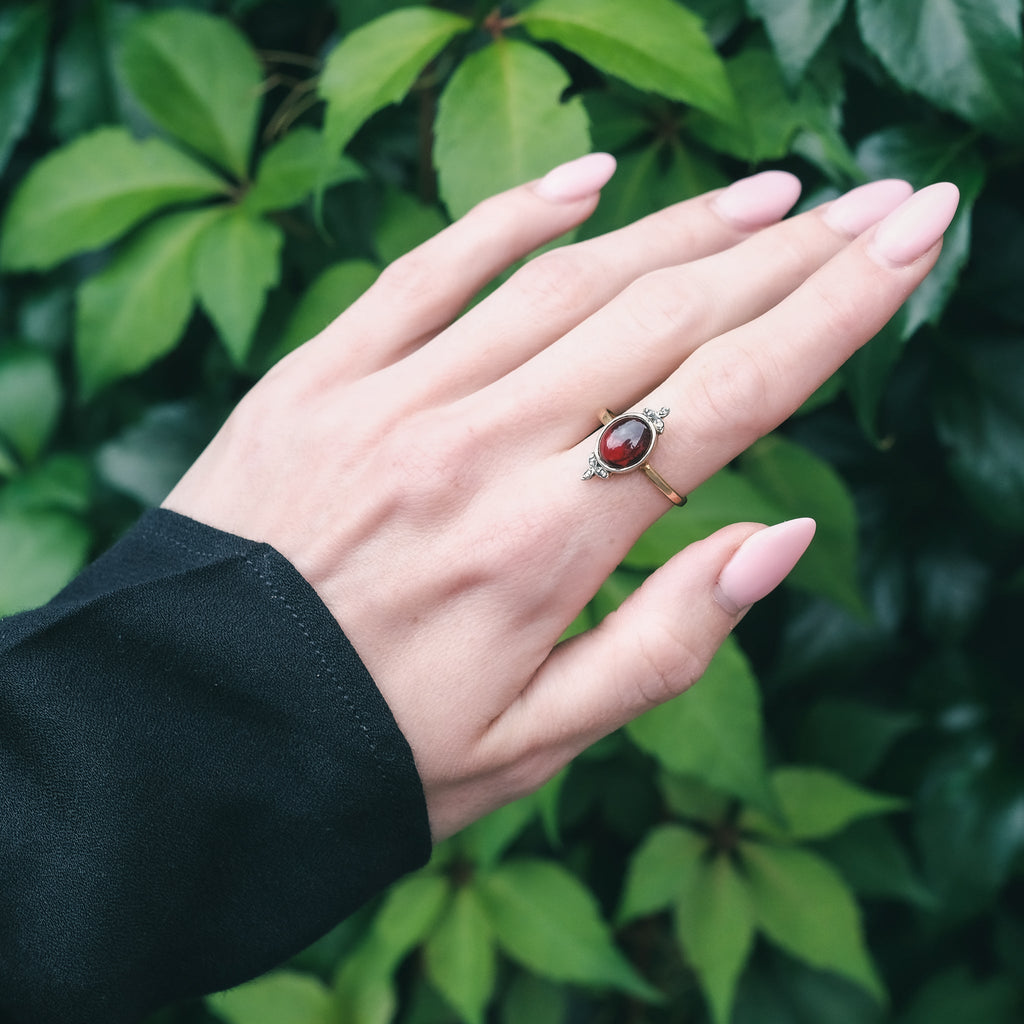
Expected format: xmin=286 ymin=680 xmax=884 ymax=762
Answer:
xmin=2 ymin=0 xmax=1024 ymax=1021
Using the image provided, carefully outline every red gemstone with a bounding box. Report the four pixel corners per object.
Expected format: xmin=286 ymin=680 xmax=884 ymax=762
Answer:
xmin=598 ymin=416 xmax=653 ymax=469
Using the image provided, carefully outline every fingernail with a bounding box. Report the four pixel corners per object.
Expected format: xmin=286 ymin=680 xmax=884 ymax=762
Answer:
xmin=711 ymin=170 xmax=802 ymax=229
xmin=823 ymin=178 xmax=914 ymax=236
xmin=868 ymin=182 xmax=960 ymax=268
xmin=533 ymin=152 xmax=617 ymax=203
xmin=714 ymin=518 xmax=817 ymax=615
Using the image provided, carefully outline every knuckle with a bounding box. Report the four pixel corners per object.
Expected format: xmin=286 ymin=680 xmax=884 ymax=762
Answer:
xmin=632 ymin=625 xmax=707 ymax=710
xmin=621 ymin=268 xmax=706 ymax=339
xmin=374 ymin=247 xmax=441 ymax=310
xmin=509 ymin=248 xmax=594 ymax=313
xmin=688 ymin=343 xmax=778 ymax=435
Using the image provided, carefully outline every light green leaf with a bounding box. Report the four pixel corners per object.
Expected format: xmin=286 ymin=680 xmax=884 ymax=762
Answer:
xmin=742 ymin=842 xmax=885 ymax=1001
xmin=268 ymin=259 xmax=380 ymax=365
xmin=618 ymin=823 xmax=706 ymax=923
xmin=194 ymin=209 xmax=283 ymax=365
xmin=478 ymin=858 xmax=660 ymax=999
xmin=0 ymin=440 xmax=18 ymax=479
xmin=371 ymin=871 xmax=451 ymax=955
xmin=520 ymin=0 xmax=735 ymax=121
xmin=747 ymin=0 xmax=848 ymax=83
xmin=320 ymin=7 xmax=470 ymax=154
xmin=674 ymin=854 xmax=756 ymax=1024
xmin=246 ymin=128 xmax=363 ymax=214
xmin=742 ymin=767 xmax=904 ymax=841
xmin=0 ymin=127 xmax=227 ymax=272
xmin=457 ymin=794 xmax=539 ymax=868
xmin=0 ymin=4 xmax=49 ymax=176
xmin=75 ymin=208 xmax=220 ymax=398
xmin=210 ymin=971 xmax=332 ymax=1024
xmin=0 ymin=347 xmax=61 ymax=463
xmin=332 ymin=940 xmax=400 ymax=1024
xmin=856 ymin=0 xmax=1024 ymax=138
xmin=626 ymin=636 xmax=776 ymax=813
xmin=739 ymin=434 xmax=864 ymax=615
xmin=424 ymin=886 xmax=496 ymax=1024
xmin=434 ymin=39 xmax=591 ymax=219
xmin=119 ymin=9 xmax=262 ymax=178
xmin=659 ymin=773 xmax=732 ymax=825
xmin=0 ymin=511 xmax=91 ymax=618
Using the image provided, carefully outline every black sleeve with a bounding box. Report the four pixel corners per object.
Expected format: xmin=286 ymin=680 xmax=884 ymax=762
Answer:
xmin=0 ymin=508 xmax=431 ymax=1024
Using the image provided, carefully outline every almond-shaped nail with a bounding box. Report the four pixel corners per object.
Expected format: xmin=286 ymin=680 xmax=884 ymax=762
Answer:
xmin=823 ymin=178 xmax=914 ymax=236
xmin=714 ymin=518 xmax=817 ymax=615
xmin=533 ymin=152 xmax=617 ymax=203
xmin=868 ymin=182 xmax=960 ymax=268
xmin=711 ymin=170 xmax=802 ymax=230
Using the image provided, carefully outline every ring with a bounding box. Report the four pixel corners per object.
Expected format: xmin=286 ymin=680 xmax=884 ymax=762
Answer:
xmin=582 ymin=407 xmax=687 ymax=507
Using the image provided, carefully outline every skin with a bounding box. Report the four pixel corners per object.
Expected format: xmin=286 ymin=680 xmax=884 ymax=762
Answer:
xmin=164 ymin=166 xmax=957 ymax=840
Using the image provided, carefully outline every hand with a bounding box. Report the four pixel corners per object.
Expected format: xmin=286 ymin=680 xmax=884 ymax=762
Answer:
xmin=164 ymin=155 xmax=958 ymax=839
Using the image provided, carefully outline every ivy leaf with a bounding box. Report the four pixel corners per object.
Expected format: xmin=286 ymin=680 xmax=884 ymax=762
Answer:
xmin=0 ymin=127 xmax=228 ymax=272
xmin=626 ymin=636 xmax=776 ymax=815
xmin=209 ymin=971 xmax=333 ymax=1024
xmin=478 ymin=858 xmax=660 ymax=999
xmin=742 ymin=842 xmax=885 ymax=1002
xmin=245 ymin=128 xmax=363 ymax=214
xmin=75 ymin=208 xmax=220 ymax=398
xmin=194 ymin=209 xmax=283 ymax=366
xmin=519 ymin=0 xmax=736 ymax=121
xmin=0 ymin=4 xmax=49 ymax=176
xmin=0 ymin=511 xmax=91 ymax=618
xmin=742 ymin=768 xmax=904 ymax=841
xmin=434 ymin=39 xmax=591 ymax=219
xmin=456 ymin=795 xmax=540 ymax=869
xmin=0 ymin=347 xmax=61 ymax=464
xmin=674 ymin=854 xmax=756 ymax=1024
xmin=618 ymin=823 xmax=706 ymax=924
xmin=320 ymin=7 xmax=471 ymax=155
xmin=747 ymin=0 xmax=848 ymax=83
xmin=423 ymin=886 xmax=496 ymax=1024
xmin=739 ymin=435 xmax=864 ymax=616
xmin=856 ymin=0 xmax=1024 ymax=139
xmin=118 ymin=9 xmax=263 ymax=178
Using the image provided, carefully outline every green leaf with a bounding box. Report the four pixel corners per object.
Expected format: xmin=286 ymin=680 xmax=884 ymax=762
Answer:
xmin=742 ymin=768 xmax=904 ymax=841
xmin=210 ymin=971 xmax=333 ymax=1024
xmin=424 ymin=886 xmax=496 ymax=1024
xmin=520 ymin=0 xmax=736 ymax=121
xmin=371 ymin=871 xmax=451 ymax=955
xmin=659 ymin=773 xmax=732 ymax=825
xmin=742 ymin=842 xmax=885 ymax=1001
xmin=478 ymin=858 xmax=660 ymax=999
xmin=246 ymin=128 xmax=363 ymax=214
xmin=897 ymin=967 xmax=1019 ymax=1024
xmin=856 ymin=0 xmax=1024 ymax=138
xmin=75 ymin=208 xmax=220 ymax=398
xmin=118 ymin=9 xmax=262 ymax=178
xmin=194 ymin=209 xmax=283 ymax=365
xmin=0 ymin=455 xmax=92 ymax=515
xmin=747 ymin=0 xmax=847 ymax=83
xmin=0 ymin=347 xmax=61 ymax=463
xmin=0 ymin=4 xmax=49 ymax=176
xmin=627 ymin=636 xmax=776 ymax=813
xmin=332 ymin=942 xmax=398 ymax=1024
xmin=320 ymin=7 xmax=471 ymax=154
xmin=434 ymin=39 xmax=591 ymax=219
xmin=0 ymin=510 xmax=91 ymax=618
xmin=739 ymin=435 xmax=864 ymax=615
xmin=618 ymin=823 xmax=706 ymax=923
xmin=374 ymin=188 xmax=449 ymax=265
xmin=456 ymin=794 xmax=539 ymax=868
xmin=268 ymin=260 xmax=380 ymax=365
xmin=501 ymin=974 xmax=567 ymax=1024
xmin=674 ymin=854 xmax=756 ymax=1024
xmin=0 ymin=127 xmax=228 ymax=272
xmin=840 ymin=311 xmax=908 ymax=441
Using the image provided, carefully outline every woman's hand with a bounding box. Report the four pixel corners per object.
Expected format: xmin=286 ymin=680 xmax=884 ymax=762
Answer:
xmin=164 ymin=155 xmax=958 ymax=839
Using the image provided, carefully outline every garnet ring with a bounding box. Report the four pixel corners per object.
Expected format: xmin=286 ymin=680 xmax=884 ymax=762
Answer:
xmin=582 ymin=407 xmax=687 ymax=507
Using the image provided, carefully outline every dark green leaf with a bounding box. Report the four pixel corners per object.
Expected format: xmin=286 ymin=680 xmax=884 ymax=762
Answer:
xmin=75 ymin=208 xmax=220 ymax=397
xmin=194 ymin=210 xmax=283 ymax=365
xmin=118 ymin=9 xmax=262 ymax=178
xmin=434 ymin=39 xmax=591 ymax=219
xmin=501 ymin=974 xmax=567 ymax=1024
xmin=0 ymin=128 xmax=228 ymax=272
xmin=374 ymin=188 xmax=449 ymax=265
xmin=320 ymin=7 xmax=471 ymax=155
xmin=840 ymin=311 xmax=907 ymax=441
xmin=659 ymin=772 xmax=732 ymax=824
xmin=0 ymin=455 xmax=92 ymax=515
xmin=897 ymin=967 xmax=1019 ymax=1024
xmin=856 ymin=0 xmax=1024 ymax=138
xmin=0 ymin=347 xmax=61 ymax=463
xmin=748 ymin=0 xmax=847 ymax=83
xmin=520 ymin=0 xmax=736 ymax=121
xmin=209 ymin=971 xmax=333 ymax=1024
xmin=0 ymin=4 xmax=49 ymax=176
xmin=618 ymin=823 xmax=706 ymax=923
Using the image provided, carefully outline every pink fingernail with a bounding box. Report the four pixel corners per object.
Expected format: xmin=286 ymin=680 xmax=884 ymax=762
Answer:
xmin=533 ymin=153 xmax=617 ymax=203
xmin=868 ymin=182 xmax=960 ymax=268
xmin=823 ymin=179 xmax=914 ymax=236
xmin=711 ymin=170 xmax=802 ymax=229
xmin=714 ymin=519 xmax=817 ymax=614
